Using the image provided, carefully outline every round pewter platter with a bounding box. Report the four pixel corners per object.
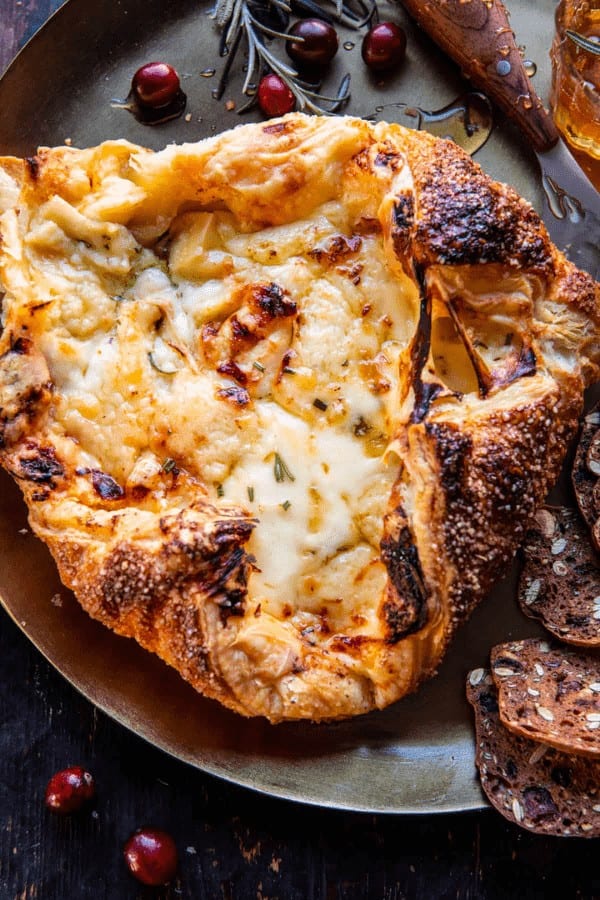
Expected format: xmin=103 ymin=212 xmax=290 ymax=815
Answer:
xmin=0 ymin=0 xmax=557 ymax=813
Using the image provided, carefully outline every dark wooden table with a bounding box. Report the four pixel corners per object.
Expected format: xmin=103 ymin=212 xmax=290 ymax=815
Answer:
xmin=1 ymin=3 xmax=599 ymax=898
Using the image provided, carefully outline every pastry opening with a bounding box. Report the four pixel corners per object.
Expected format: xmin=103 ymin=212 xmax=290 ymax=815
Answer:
xmin=431 ymin=314 xmax=479 ymax=395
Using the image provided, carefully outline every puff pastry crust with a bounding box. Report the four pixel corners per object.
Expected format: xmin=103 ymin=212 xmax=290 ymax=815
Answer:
xmin=1 ymin=114 xmax=599 ymax=721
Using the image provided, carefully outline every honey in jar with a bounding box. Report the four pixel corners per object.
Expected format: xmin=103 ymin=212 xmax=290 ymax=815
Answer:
xmin=551 ymin=0 xmax=600 ymax=190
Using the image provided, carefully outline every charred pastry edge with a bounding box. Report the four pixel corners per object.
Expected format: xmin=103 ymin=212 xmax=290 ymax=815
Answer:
xmin=384 ymin=181 xmax=549 ymax=642
xmin=380 ymin=506 xmax=429 ymax=642
xmin=380 ymin=117 xmax=599 ymax=646
xmin=0 ymin=335 xmax=54 ymax=451
xmin=404 ymin=133 xmax=554 ymax=273
xmin=45 ymin=505 xmax=258 ymax=714
xmin=408 ymin=264 xmax=443 ymax=424
xmin=398 ymin=221 xmax=541 ymax=409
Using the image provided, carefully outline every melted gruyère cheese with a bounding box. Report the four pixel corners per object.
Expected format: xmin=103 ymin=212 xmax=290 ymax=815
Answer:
xmin=20 ymin=190 xmax=420 ymax=633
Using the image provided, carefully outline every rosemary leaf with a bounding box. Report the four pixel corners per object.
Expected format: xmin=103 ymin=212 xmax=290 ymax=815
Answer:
xmin=302 ymin=81 xmax=351 ymax=104
xmin=290 ymin=0 xmax=336 ymax=24
xmin=148 ymin=351 xmax=178 ymax=375
xmin=242 ymin=29 xmax=258 ymax=95
xmin=213 ymin=0 xmax=237 ymax=27
xmin=214 ymin=25 xmax=244 ymax=99
xmin=246 ymin=6 xmax=293 ymax=40
xmin=274 ymin=451 xmax=295 ymax=483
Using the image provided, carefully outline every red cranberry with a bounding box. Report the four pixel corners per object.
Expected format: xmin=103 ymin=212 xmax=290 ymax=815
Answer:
xmin=45 ymin=766 xmax=95 ymax=814
xmin=257 ymin=74 xmax=295 ymax=117
xmin=361 ymin=22 xmax=407 ymax=72
xmin=123 ymin=828 xmax=178 ymax=887
xmin=286 ymin=19 xmax=339 ymax=69
xmin=131 ymin=62 xmax=181 ymax=109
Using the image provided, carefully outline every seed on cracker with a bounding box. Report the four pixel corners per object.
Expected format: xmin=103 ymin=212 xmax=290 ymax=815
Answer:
xmin=518 ymin=506 xmax=600 ymax=647
xmin=572 ymin=404 xmax=600 ymax=528
xmin=587 ymin=429 xmax=600 ymax=477
xmin=466 ymin=672 xmax=600 ymax=837
xmin=491 ymin=640 xmax=600 ymax=759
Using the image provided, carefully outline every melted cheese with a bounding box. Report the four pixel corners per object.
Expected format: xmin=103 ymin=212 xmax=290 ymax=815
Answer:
xmin=222 ymin=399 xmax=395 ymax=618
xmin=7 ymin=145 xmax=420 ymax=637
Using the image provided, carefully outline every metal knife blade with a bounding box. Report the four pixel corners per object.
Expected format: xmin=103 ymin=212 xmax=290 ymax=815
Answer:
xmin=538 ymin=140 xmax=600 ymax=280
xmin=400 ymin=0 xmax=600 ymax=281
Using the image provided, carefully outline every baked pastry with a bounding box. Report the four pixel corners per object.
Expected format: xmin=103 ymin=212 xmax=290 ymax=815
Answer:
xmin=1 ymin=113 xmax=599 ymax=722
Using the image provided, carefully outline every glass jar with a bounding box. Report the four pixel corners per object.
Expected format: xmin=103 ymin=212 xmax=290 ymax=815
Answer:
xmin=550 ymin=0 xmax=600 ymax=190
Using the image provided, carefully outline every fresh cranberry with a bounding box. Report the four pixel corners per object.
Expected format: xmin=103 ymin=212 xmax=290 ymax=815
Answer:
xmin=131 ymin=62 xmax=181 ymax=109
xmin=286 ymin=19 xmax=339 ymax=69
xmin=123 ymin=828 xmax=178 ymax=886
xmin=257 ymin=74 xmax=295 ymax=117
xmin=44 ymin=766 xmax=96 ymax=814
xmin=361 ymin=22 xmax=407 ymax=72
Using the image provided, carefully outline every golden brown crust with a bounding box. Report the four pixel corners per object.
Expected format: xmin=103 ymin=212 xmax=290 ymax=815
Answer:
xmin=397 ymin=130 xmax=554 ymax=273
xmin=1 ymin=114 xmax=599 ymax=722
xmin=47 ymin=500 xmax=257 ymax=716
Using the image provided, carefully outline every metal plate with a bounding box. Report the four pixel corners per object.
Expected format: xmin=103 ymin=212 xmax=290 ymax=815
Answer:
xmin=0 ymin=0 xmax=557 ymax=813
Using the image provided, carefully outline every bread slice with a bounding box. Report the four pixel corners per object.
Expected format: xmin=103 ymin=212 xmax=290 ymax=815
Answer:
xmin=491 ymin=639 xmax=600 ymax=758
xmin=572 ymin=405 xmax=600 ymax=529
xmin=467 ymin=671 xmax=600 ymax=836
xmin=518 ymin=507 xmax=600 ymax=646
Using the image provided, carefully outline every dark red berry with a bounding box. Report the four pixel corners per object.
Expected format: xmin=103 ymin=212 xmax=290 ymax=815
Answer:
xmin=361 ymin=22 xmax=407 ymax=72
xmin=131 ymin=62 xmax=181 ymax=109
xmin=286 ymin=19 xmax=338 ymax=68
xmin=44 ymin=766 xmax=95 ymax=814
xmin=257 ymin=74 xmax=295 ymax=117
xmin=123 ymin=828 xmax=178 ymax=887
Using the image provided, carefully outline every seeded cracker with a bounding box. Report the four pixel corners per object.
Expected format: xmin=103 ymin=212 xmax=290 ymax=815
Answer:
xmin=467 ymin=671 xmax=600 ymax=837
xmin=518 ymin=507 xmax=600 ymax=646
xmin=491 ymin=639 xmax=600 ymax=758
xmin=572 ymin=404 xmax=600 ymax=530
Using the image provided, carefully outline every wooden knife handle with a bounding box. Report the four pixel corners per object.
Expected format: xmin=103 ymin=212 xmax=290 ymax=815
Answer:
xmin=400 ymin=0 xmax=560 ymax=153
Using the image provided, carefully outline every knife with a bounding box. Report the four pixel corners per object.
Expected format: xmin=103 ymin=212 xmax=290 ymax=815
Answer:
xmin=399 ymin=0 xmax=600 ymax=281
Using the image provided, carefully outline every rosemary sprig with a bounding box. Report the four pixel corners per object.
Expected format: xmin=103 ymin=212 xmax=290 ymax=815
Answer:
xmin=212 ymin=0 xmax=375 ymax=112
xmin=567 ymin=29 xmax=600 ymax=56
